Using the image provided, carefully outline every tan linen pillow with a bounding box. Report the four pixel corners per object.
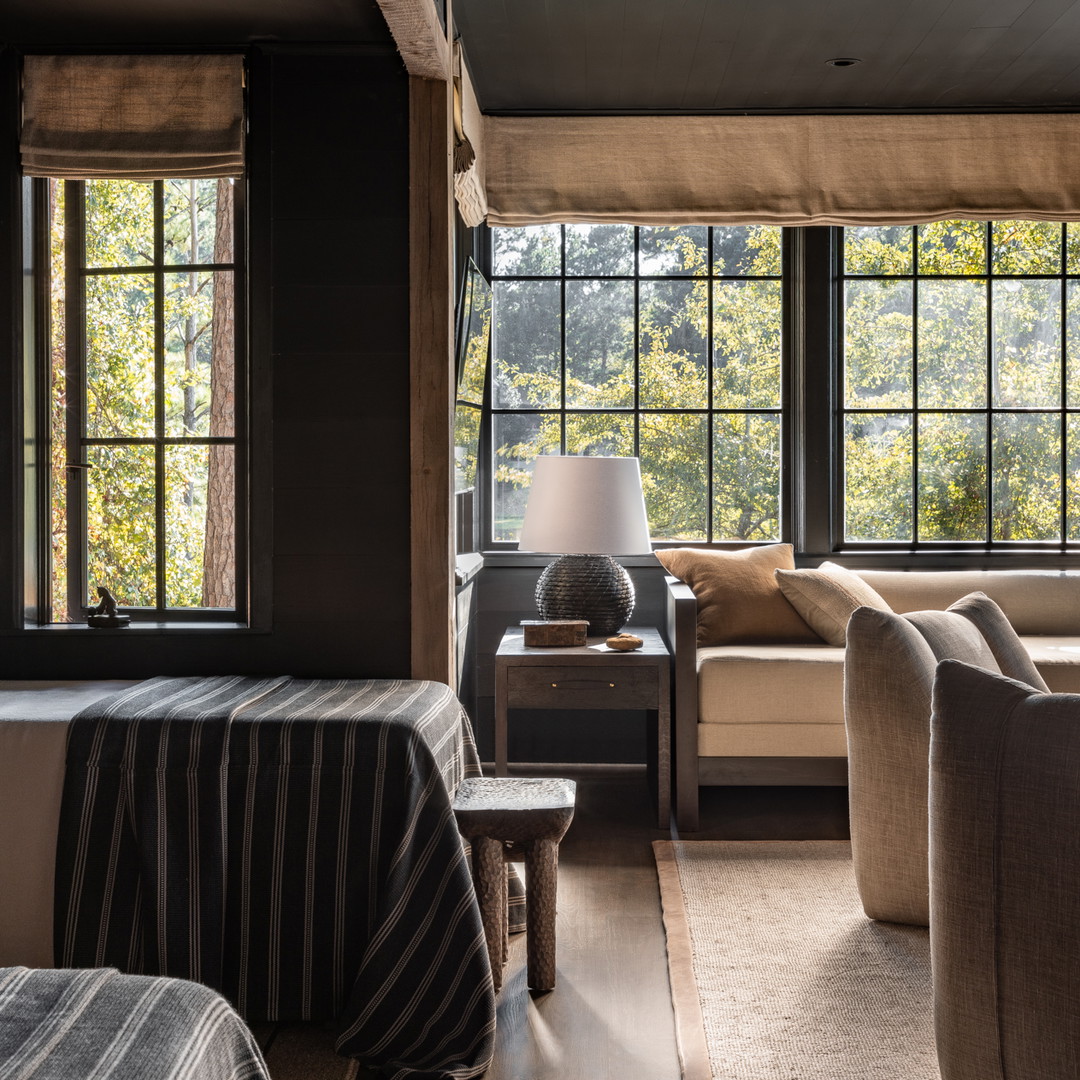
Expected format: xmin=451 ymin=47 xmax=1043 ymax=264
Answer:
xmin=774 ymin=561 xmax=891 ymax=646
xmin=655 ymin=544 xmax=818 ymax=647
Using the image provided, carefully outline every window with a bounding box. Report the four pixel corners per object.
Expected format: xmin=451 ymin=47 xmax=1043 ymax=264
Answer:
xmin=488 ymin=224 xmax=785 ymax=545
xmin=44 ymin=177 xmax=243 ymax=622
xmin=842 ymin=222 xmax=1080 ymax=547
xmin=486 ymin=219 xmax=1080 ymax=557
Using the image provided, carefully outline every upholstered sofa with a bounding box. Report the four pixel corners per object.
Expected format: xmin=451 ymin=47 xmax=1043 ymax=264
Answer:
xmin=660 ymin=545 xmax=1080 ymax=830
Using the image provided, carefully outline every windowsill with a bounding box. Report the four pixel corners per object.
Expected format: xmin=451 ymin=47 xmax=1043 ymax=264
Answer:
xmin=479 ymin=551 xmax=664 ymax=569
xmin=455 ymin=552 xmax=485 ymax=586
xmin=22 ymin=621 xmax=255 ymax=634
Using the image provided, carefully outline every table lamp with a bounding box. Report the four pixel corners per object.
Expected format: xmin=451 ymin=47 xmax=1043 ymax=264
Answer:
xmin=518 ymin=455 xmax=652 ymax=636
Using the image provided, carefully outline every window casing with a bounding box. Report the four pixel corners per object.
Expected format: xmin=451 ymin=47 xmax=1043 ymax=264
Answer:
xmin=487 ymin=224 xmax=788 ymax=548
xmin=39 ymin=176 xmax=246 ymax=623
xmin=841 ymin=222 xmax=1080 ymax=550
xmin=485 ymin=221 xmax=1080 ymax=558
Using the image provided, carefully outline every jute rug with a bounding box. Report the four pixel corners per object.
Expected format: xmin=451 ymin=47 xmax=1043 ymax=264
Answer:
xmin=654 ymin=840 xmax=938 ymax=1080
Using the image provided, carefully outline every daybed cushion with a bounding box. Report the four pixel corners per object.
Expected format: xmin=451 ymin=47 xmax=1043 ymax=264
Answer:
xmin=844 ymin=592 xmax=1048 ymax=926
xmin=775 ymin=561 xmax=892 ymax=646
xmin=656 ymin=544 xmax=818 ymax=647
xmin=697 ymin=643 xmax=847 ymax=756
xmin=1019 ymin=636 xmax=1080 ymax=693
xmin=930 ymin=659 xmax=1080 ymax=1080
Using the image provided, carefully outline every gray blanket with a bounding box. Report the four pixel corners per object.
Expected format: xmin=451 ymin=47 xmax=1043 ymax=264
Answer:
xmin=0 ymin=966 xmax=269 ymax=1080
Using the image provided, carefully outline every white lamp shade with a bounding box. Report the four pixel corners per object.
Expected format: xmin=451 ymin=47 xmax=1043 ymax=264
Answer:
xmin=518 ymin=455 xmax=652 ymax=555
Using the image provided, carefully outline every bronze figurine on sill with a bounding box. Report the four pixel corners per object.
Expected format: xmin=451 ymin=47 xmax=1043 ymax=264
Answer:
xmin=87 ymin=586 xmax=130 ymax=628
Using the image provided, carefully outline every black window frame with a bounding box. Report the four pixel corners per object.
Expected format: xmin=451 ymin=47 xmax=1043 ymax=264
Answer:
xmin=837 ymin=221 xmax=1080 ymax=555
xmin=479 ymin=222 xmax=1080 ymax=568
xmin=482 ymin=222 xmax=795 ymax=552
xmin=31 ymin=175 xmax=249 ymax=625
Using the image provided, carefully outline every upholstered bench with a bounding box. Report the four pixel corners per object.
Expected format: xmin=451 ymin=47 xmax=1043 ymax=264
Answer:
xmin=452 ymin=776 xmax=576 ymax=992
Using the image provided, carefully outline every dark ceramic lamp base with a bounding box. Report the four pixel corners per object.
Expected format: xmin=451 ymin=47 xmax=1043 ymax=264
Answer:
xmin=534 ymin=553 xmax=635 ymax=637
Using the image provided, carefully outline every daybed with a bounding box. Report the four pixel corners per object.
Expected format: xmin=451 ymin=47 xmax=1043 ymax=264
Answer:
xmin=0 ymin=675 xmax=495 ymax=1080
xmin=660 ymin=544 xmax=1080 ymax=830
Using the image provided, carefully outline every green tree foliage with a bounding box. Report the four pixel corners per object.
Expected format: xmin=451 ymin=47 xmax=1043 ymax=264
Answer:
xmin=490 ymin=223 xmax=782 ymax=543
xmin=491 ymin=220 xmax=1080 ymax=547
xmin=50 ymin=178 xmax=234 ymax=616
xmin=844 ymin=220 xmax=1080 ymax=543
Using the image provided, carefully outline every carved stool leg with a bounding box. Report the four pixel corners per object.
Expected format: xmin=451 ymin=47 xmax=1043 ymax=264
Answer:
xmin=473 ymin=836 xmax=508 ymax=991
xmin=523 ymin=837 xmax=559 ymax=991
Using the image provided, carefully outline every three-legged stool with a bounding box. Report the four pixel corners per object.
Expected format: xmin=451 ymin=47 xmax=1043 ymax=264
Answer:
xmin=452 ymin=776 xmax=576 ymax=992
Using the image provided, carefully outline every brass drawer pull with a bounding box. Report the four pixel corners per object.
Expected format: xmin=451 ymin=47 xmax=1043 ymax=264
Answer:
xmin=550 ymin=680 xmax=617 ymax=689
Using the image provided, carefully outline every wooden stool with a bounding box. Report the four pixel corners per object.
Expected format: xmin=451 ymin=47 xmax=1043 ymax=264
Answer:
xmin=452 ymin=776 xmax=576 ymax=992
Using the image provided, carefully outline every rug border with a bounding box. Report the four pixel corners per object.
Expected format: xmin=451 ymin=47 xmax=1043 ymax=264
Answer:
xmin=652 ymin=840 xmax=712 ymax=1080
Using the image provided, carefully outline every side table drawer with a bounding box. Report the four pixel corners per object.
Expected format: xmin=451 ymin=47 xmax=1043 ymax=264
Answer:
xmin=506 ymin=665 xmax=658 ymax=710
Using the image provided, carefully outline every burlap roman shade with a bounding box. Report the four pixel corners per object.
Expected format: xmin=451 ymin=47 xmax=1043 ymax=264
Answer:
xmin=483 ymin=113 xmax=1080 ymax=227
xmin=21 ymin=55 xmax=245 ymax=180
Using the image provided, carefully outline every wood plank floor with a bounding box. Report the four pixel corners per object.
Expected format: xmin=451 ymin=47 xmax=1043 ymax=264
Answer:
xmin=483 ymin=765 xmax=850 ymax=1080
xmin=265 ymin=767 xmax=850 ymax=1079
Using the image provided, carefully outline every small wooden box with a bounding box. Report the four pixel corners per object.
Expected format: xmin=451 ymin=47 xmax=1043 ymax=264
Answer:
xmin=520 ymin=619 xmax=589 ymax=647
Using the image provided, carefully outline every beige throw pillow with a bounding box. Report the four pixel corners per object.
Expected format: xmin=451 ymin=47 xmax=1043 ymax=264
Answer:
xmin=774 ymin=561 xmax=891 ymax=646
xmin=655 ymin=544 xmax=818 ymax=647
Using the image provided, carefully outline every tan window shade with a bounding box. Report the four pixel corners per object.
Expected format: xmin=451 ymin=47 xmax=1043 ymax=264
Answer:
xmin=483 ymin=113 xmax=1080 ymax=227
xmin=21 ymin=54 xmax=244 ymax=180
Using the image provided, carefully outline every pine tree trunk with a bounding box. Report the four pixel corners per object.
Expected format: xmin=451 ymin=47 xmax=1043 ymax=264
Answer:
xmin=201 ymin=180 xmax=236 ymax=608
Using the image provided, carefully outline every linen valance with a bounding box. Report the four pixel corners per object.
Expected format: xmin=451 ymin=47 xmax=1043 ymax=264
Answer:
xmin=21 ymin=54 xmax=245 ymax=180
xmin=483 ymin=113 xmax=1080 ymax=226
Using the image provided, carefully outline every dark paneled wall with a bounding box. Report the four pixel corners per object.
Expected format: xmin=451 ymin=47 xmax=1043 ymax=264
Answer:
xmin=467 ymin=560 xmax=670 ymax=764
xmin=0 ymin=47 xmax=415 ymax=680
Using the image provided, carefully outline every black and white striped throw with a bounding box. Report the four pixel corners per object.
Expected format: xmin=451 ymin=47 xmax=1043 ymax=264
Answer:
xmin=55 ymin=676 xmax=496 ymax=1080
xmin=0 ymin=966 xmax=270 ymax=1080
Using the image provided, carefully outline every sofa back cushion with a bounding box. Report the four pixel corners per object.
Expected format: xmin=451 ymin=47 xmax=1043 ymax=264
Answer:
xmin=845 ymin=592 xmax=1048 ymax=927
xmin=655 ymin=544 xmax=818 ymax=647
xmin=930 ymin=659 xmax=1080 ymax=1080
xmin=856 ymin=569 xmax=1080 ymax=634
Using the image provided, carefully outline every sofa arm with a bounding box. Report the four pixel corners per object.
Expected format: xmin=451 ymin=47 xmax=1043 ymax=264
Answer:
xmin=665 ymin=575 xmax=700 ymax=831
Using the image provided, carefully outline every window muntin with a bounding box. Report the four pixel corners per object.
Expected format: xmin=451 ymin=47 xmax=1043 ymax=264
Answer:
xmin=488 ymin=224 xmax=785 ymax=545
xmin=842 ymin=221 xmax=1080 ymax=546
xmin=48 ymin=177 xmax=242 ymax=621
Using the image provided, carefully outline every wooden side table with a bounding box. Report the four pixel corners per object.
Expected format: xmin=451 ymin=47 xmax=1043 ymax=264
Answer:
xmin=494 ymin=626 xmax=671 ymax=828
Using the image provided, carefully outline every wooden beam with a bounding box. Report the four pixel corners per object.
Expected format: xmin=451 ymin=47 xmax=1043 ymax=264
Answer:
xmin=376 ymin=0 xmax=451 ymax=81
xmin=409 ymin=74 xmax=455 ymax=686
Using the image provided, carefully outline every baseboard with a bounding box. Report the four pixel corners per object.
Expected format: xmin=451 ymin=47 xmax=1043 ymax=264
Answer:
xmin=697 ymin=756 xmax=848 ymax=786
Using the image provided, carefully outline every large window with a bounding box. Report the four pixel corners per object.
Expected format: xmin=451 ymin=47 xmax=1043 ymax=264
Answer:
xmin=45 ymin=177 xmax=243 ymax=621
xmin=843 ymin=222 xmax=1080 ymax=547
xmin=487 ymin=220 xmax=1080 ymax=555
xmin=489 ymin=224 xmax=785 ymax=545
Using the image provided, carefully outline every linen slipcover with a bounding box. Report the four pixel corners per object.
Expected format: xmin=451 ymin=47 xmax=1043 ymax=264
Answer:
xmin=844 ymin=592 xmax=1047 ymax=926
xmin=930 ymin=659 xmax=1079 ymax=1080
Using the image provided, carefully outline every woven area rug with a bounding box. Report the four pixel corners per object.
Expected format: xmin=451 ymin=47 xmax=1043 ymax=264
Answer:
xmin=654 ymin=840 xmax=938 ymax=1080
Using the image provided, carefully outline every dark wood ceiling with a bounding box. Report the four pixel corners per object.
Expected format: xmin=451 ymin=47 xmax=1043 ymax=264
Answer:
xmin=2 ymin=0 xmax=390 ymax=47
xmin=453 ymin=0 xmax=1080 ymax=114
xmin=6 ymin=0 xmax=1080 ymax=115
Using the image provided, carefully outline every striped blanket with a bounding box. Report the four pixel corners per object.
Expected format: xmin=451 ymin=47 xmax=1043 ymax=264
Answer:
xmin=54 ymin=676 xmax=495 ymax=1080
xmin=0 ymin=966 xmax=269 ymax=1080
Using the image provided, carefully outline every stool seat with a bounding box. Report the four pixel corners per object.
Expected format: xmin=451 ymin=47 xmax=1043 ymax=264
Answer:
xmin=454 ymin=777 xmax=575 ymax=840
xmin=452 ymin=776 xmax=576 ymax=993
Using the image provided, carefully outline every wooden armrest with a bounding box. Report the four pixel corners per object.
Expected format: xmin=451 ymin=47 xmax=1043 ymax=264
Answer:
xmin=664 ymin=575 xmax=700 ymax=831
